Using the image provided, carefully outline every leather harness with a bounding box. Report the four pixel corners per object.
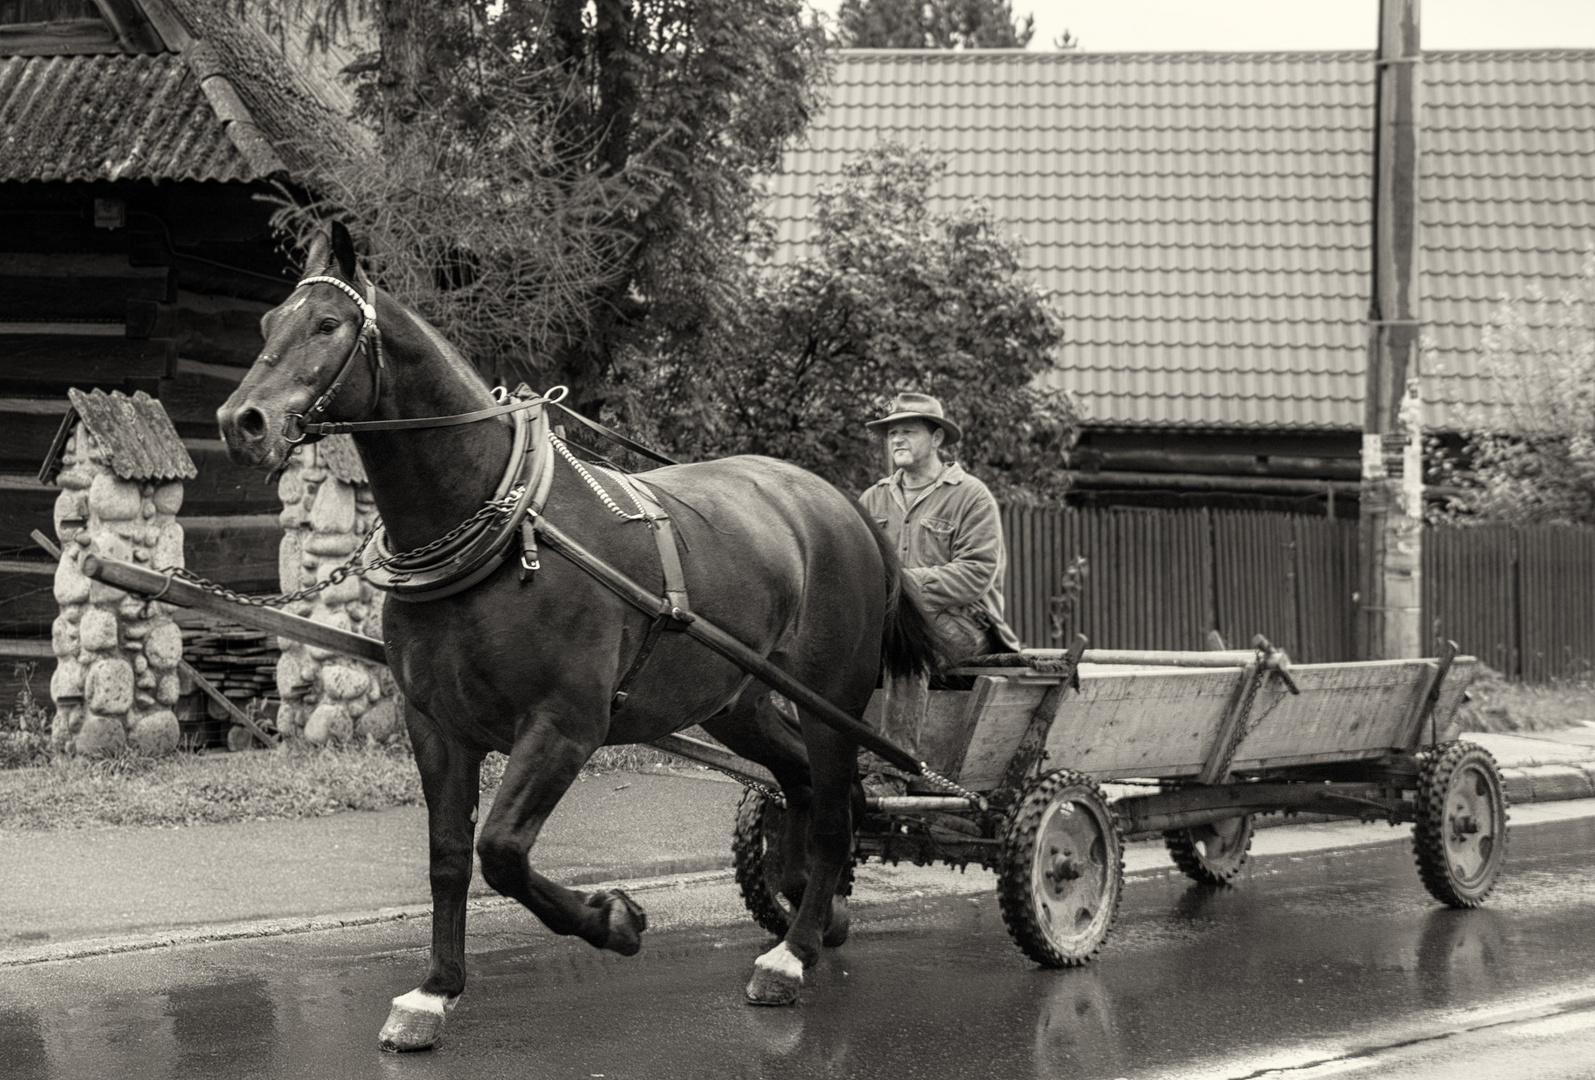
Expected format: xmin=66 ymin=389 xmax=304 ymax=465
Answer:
xmin=282 ymin=273 xmax=694 ymax=708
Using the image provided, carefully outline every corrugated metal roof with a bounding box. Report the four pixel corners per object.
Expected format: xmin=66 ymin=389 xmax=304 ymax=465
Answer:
xmin=771 ymin=49 xmax=1595 ymax=431
xmin=39 ymin=388 xmax=196 ymax=483
xmin=0 ymin=52 xmax=249 ymax=182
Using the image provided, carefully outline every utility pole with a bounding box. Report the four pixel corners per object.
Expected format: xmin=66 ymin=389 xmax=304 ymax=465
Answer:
xmin=1358 ymin=0 xmax=1425 ymax=660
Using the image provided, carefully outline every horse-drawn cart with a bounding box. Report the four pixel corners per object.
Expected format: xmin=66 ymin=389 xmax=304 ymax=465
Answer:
xmin=729 ymin=636 xmax=1503 ymax=967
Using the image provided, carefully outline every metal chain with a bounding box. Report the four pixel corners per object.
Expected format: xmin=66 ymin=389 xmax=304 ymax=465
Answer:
xmin=158 ymin=490 xmax=521 ymax=609
xmin=915 ymin=763 xmax=989 ymax=809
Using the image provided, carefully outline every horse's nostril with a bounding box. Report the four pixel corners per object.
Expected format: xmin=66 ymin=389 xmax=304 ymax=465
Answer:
xmin=237 ymin=407 xmax=267 ymax=439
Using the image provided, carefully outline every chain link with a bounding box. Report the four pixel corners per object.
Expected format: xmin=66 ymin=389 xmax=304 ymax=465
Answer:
xmin=158 ymin=490 xmax=521 ymax=610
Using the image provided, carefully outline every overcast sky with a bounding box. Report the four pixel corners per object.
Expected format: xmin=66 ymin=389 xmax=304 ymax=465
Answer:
xmin=813 ymin=0 xmax=1595 ymax=51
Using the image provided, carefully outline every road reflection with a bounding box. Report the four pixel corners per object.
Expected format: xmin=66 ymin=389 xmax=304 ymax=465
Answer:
xmin=2 ymin=817 xmax=1593 ymax=1079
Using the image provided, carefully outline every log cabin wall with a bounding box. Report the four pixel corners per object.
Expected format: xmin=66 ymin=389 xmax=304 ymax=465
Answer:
xmin=0 ymin=181 xmax=292 ymax=721
xmin=0 ymin=0 xmax=356 ymax=732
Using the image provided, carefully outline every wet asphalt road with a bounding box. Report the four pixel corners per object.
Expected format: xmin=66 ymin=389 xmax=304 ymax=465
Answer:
xmin=4 ymin=816 xmax=1595 ymax=1080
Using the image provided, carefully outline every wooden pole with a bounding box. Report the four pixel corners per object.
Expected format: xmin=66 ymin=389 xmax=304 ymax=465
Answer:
xmin=1359 ymin=0 xmax=1425 ymax=660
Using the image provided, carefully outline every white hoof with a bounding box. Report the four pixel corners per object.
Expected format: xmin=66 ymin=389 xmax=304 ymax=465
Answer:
xmin=378 ymin=988 xmax=457 ymax=1052
xmin=745 ymin=942 xmax=804 ymax=1006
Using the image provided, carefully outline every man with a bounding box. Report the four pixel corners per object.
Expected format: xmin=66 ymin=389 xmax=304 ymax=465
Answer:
xmin=858 ymin=392 xmax=1021 ymax=792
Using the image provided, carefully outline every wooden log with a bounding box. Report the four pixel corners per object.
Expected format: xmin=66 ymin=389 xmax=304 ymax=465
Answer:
xmin=1067 ymin=470 xmax=1361 ymax=497
xmin=0 ymin=259 xmax=169 ymax=322
xmin=181 ymin=441 xmax=282 ymax=515
xmin=0 ymin=410 xmax=67 ymax=473
xmin=1082 ymin=448 xmax=1361 ymax=482
xmin=0 ymin=335 xmax=176 ymax=392
xmin=182 ymin=514 xmax=283 ymax=591
xmin=78 ymin=554 xmax=386 ymax=665
xmin=0 ymin=638 xmax=53 ymax=658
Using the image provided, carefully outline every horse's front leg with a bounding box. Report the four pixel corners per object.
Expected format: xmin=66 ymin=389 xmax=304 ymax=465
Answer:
xmin=380 ymin=703 xmax=484 ymax=1053
xmin=475 ymin=708 xmax=646 ymax=954
xmin=747 ymin=721 xmax=856 ymax=1005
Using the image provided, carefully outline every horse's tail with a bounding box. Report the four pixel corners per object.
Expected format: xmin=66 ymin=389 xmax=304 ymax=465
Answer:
xmin=849 ymin=500 xmax=942 ymax=680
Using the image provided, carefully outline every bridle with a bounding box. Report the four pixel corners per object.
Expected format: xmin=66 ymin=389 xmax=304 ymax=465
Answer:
xmin=277 ymin=272 xmax=558 ymax=443
xmin=281 ymin=273 xmax=385 ymax=446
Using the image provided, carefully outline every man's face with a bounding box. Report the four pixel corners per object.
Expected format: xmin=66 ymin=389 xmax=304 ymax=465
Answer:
xmin=886 ymin=419 xmax=943 ymax=471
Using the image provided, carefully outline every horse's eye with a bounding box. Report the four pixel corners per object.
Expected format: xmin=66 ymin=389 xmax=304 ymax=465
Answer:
xmin=318 ymin=318 xmax=340 ymax=334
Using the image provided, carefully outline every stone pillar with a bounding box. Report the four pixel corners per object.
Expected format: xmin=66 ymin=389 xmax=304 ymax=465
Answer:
xmin=49 ymin=427 xmax=186 ymax=756
xmin=273 ymin=436 xmax=401 ymax=744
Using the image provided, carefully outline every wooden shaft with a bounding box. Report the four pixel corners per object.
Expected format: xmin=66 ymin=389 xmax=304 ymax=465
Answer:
xmin=78 ymin=554 xmax=388 ymax=665
xmin=534 ymin=518 xmax=924 ymax=774
xmin=650 ymin=733 xmax=778 ymax=790
xmin=1079 ymin=649 xmax=1255 ymax=668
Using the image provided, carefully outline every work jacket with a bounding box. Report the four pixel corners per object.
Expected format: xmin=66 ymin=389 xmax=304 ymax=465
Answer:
xmin=859 ymin=461 xmax=1022 ymax=652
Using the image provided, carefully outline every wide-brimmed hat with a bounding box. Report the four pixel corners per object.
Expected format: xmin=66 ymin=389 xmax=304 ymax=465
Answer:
xmin=865 ymin=392 xmax=962 ymax=444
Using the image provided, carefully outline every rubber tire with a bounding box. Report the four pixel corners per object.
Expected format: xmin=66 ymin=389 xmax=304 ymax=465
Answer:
xmin=1164 ymin=814 xmax=1255 ymax=886
xmin=997 ymin=769 xmax=1125 ymax=968
xmin=1413 ymin=740 xmax=1509 ymax=907
xmin=731 ymin=789 xmax=853 ymax=940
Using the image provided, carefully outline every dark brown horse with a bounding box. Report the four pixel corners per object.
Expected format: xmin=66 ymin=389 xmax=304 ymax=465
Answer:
xmin=217 ymin=225 xmax=938 ymax=1051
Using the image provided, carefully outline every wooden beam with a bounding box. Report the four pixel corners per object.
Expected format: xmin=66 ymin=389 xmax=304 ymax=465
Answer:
xmin=1068 ymin=470 xmax=1361 ymax=496
xmin=0 ymin=639 xmax=53 ymax=658
xmin=78 ymin=554 xmax=388 ymax=666
xmin=0 ymin=335 xmax=175 ymax=390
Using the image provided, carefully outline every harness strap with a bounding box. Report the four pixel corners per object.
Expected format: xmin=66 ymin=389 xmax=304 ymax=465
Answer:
xmin=303 ymin=391 xmax=561 ymax=436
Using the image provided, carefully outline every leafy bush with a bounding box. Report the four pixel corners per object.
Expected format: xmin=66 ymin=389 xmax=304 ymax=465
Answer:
xmin=1434 ymin=255 xmax=1595 ymax=525
xmin=633 ymin=144 xmax=1077 ymax=503
xmin=0 ymin=663 xmax=51 ymax=770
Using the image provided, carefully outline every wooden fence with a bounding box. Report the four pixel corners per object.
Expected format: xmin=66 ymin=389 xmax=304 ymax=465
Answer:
xmin=1002 ymin=507 xmax=1595 ymax=680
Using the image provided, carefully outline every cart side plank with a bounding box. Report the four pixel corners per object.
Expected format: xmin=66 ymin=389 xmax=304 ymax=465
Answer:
xmin=1224 ymin=658 xmax=1476 ymax=765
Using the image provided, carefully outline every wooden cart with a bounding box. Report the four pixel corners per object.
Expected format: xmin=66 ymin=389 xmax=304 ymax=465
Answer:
xmin=59 ymin=542 xmax=1501 ymax=970
xmin=730 ymin=637 xmax=1505 ymax=967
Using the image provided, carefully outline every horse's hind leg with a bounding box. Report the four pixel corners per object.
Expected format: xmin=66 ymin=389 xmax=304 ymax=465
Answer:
xmin=380 ymin=704 xmax=483 ymax=1053
xmin=703 ymin=690 xmax=851 ymax=946
xmin=747 ymin=720 xmax=857 ymax=1005
xmin=475 ymin=709 xmax=645 ymax=954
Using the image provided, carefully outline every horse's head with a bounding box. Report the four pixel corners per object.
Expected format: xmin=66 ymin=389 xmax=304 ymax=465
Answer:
xmin=218 ymin=221 xmax=380 ymax=471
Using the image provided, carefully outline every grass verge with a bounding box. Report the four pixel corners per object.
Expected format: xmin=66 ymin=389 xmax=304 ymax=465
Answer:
xmin=1454 ymin=668 xmax=1595 ymax=733
xmin=0 ymin=739 xmax=710 ymax=832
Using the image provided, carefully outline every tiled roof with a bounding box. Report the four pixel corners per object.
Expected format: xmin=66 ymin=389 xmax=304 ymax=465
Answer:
xmin=0 ymin=0 xmax=355 ymax=184
xmin=0 ymin=52 xmax=251 ymax=182
xmin=769 ymin=50 xmax=1595 ymax=431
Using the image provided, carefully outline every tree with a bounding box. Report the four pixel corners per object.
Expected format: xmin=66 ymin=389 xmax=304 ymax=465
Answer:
xmin=837 ymin=0 xmax=1035 ymax=49
xmin=635 ymin=144 xmax=1076 ymax=503
xmin=1433 ymin=256 xmax=1595 ymax=525
xmin=259 ymin=0 xmax=829 ymax=413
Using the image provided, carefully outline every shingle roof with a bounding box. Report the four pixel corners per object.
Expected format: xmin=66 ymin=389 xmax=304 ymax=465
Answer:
xmin=39 ymin=389 xmax=196 ymax=484
xmin=769 ymin=50 xmax=1595 ymax=432
xmin=0 ymin=52 xmax=251 ymax=182
xmin=0 ymin=0 xmax=355 ymax=184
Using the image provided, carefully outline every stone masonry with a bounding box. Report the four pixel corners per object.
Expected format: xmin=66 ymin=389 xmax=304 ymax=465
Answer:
xmin=45 ymin=391 xmax=196 ymax=757
xmin=273 ymin=435 xmax=401 ymax=744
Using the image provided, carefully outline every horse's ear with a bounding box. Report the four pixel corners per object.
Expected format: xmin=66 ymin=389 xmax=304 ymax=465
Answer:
xmin=302 ymin=230 xmax=330 ymax=278
xmin=330 ymin=220 xmax=359 ymax=281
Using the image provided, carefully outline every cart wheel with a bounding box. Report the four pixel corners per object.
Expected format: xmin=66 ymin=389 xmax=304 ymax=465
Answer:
xmin=731 ymin=789 xmax=853 ymax=942
xmin=1413 ymin=741 xmax=1509 ymax=907
xmin=998 ymin=770 xmax=1124 ymax=968
xmin=1164 ymin=814 xmax=1254 ymax=886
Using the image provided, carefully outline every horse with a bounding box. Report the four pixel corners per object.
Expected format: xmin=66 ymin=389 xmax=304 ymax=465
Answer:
xmin=216 ymin=223 xmax=940 ymax=1051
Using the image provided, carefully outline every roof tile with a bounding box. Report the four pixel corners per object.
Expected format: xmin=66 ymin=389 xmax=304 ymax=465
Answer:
xmin=773 ymin=49 xmax=1595 ymax=431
